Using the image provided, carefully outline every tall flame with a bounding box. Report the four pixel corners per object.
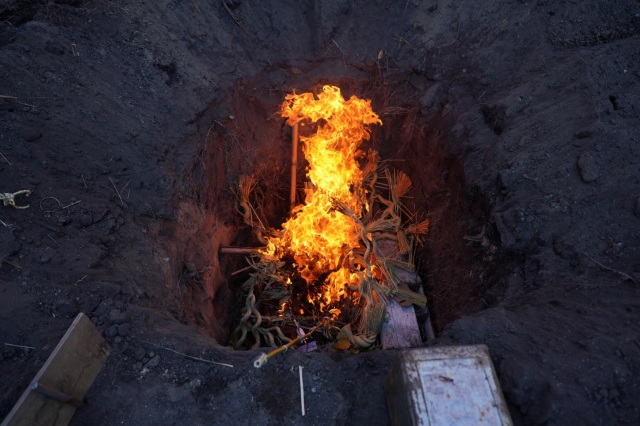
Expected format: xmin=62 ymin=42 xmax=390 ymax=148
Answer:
xmin=264 ymin=85 xmax=381 ymax=315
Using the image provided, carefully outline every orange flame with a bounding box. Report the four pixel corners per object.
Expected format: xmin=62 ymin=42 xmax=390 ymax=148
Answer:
xmin=264 ymin=85 xmax=381 ymax=315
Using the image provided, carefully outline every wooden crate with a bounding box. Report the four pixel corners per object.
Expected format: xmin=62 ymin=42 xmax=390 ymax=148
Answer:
xmin=385 ymin=345 xmax=512 ymax=426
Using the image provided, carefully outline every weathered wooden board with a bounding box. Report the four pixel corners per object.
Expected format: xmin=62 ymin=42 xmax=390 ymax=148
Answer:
xmin=380 ymin=298 xmax=422 ymax=349
xmin=385 ymin=345 xmax=513 ymax=426
xmin=1 ymin=312 xmax=111 ymax=426
xmin=376 ymin=238 xmax=424 ymax=349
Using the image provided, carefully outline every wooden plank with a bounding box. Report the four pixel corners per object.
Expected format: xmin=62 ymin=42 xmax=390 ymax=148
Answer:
xmin=380 ymin=298 xmax=422 ymax=349
xmin=376 ymin=238 xmax=425 ymax=349
xmin=2 ymin=312 xmax=111 ymax=426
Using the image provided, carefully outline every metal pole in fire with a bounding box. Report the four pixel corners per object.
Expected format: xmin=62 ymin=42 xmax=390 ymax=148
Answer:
xmin=290 ymin=122 xmax=299 ymax=211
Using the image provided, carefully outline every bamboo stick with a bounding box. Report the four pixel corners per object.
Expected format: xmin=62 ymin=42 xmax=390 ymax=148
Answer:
xmin=219 ymin=246 xmax=264 ymax=255
xmin=299 ymin=366 xmax=305 ymax=416
xmin=253 ymin=320 xmax=324 ymax=368
xmin=290 ymin=122 xmax=299 ymax=211
xmin=231 ymin=266 xmax=253 ymax=276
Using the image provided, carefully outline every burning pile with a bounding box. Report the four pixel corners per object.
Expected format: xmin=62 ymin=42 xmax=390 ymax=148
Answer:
xmin=234 ymin=85 xmax=429 ymax=352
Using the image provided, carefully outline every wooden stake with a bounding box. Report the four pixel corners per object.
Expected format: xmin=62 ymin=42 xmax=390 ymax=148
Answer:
xmin=299 ymin=366 xmax=305 ymax=416
xmin=219 ymin=246 xmax=264 ymax=255
xmin=231 ymin=266 xmax=253 ymax=276
xmin=290 ymin=122 xmax=299 ymax=211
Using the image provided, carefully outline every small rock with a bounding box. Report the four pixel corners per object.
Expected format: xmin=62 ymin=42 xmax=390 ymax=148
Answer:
xmin=114 ymin=336 xmax=122 ymax=344
xmin=20 ymin=128 xmax=42 ymax=142
xmin=106 ymin=325 xmax=119 ymax=338
xmin=145 ymin=354 xmax=161 ymax=368
xmin=102 ymin=218 xmax=116 ymax=232
xmin=573 ymin=129 xmax=593 ymax=139
xmin=57 ymin=216 xmax=71 ymax=226
xmin=45 ymin=40 xmax=66 ymax=55
xmin=109 ymin=309 xmax=128 ymax=324
xmin=38 ymin=255 xmax=51 ymax=264
xmin=134 ymin=346 xmax=146 ymax=361
xmin=94 ymin=299 xmax=113 ymax=317
xmin=55 ymin=299 xmax=78 ymax=318
xmin=117 ymin=324 xmax=130 ymax=337
xmin=77 ymin=213 xmax=93 ymax=227
xmin=577 ymin=152 xmax=599 ymax=182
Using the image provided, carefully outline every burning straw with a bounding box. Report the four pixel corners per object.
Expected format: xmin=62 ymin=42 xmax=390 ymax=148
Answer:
xmin=233 ymin=85 xmax=429 ymax=351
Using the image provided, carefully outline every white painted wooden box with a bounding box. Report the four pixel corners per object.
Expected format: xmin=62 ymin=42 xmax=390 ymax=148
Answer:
xmin=385 ymin=345 xmax=513 ymax=426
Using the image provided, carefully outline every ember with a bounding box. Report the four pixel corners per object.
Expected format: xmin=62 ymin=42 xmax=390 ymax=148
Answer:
xmin=235 ymin=85 xmax=429 ymax=351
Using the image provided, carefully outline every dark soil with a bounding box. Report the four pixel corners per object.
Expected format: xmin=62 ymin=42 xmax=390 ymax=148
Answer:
xmin=1 ymin=1 xmax=639 ymax=425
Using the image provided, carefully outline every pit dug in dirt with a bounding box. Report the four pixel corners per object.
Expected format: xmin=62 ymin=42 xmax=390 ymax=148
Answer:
xmin=169 ymin=76 xmax=489 ymax=356
xmin=232 ymin=85 xmax=429 ymax=356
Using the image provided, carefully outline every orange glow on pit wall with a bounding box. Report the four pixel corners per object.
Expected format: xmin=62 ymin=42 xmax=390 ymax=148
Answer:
xmin=264 ymin=85 xmax=381 ymax=314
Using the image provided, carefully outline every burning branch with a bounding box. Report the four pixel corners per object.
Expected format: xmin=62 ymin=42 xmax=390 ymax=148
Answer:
xmin=290 ymin=122 xmax=299 ymax=210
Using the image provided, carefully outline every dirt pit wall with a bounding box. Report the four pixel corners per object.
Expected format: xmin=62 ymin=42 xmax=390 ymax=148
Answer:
xmin=162 ymin=66 xmax=495 ymax=344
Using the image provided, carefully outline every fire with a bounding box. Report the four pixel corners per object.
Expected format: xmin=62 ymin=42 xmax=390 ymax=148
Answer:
xmin=234 ymin=84 xmax=430 ymax=350
xmin=263 ymin=85 xmax=381 ymax=315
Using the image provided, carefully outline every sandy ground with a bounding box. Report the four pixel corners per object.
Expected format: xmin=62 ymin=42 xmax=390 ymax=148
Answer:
xmin=1 ymin=1 xmax=640 ymax=425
